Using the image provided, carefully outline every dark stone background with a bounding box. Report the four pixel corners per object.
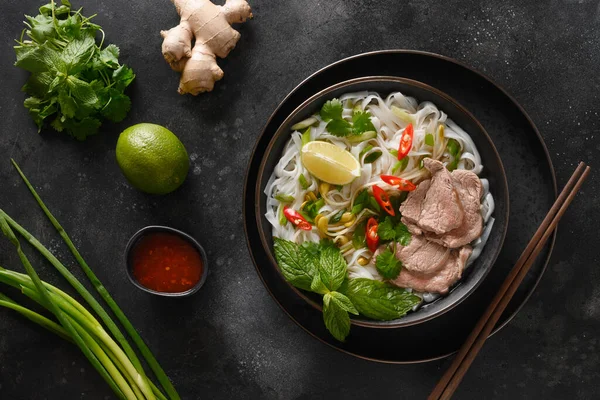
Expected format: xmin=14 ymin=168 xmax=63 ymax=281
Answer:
xmin=0 ymin=1 xmax=599 ymax=399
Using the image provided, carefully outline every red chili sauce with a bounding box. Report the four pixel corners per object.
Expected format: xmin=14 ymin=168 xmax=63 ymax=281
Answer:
xmin=131 ymin=232 xmax=203 ymax=293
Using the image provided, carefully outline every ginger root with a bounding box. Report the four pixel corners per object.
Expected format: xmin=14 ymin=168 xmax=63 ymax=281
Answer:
xmin=161 ymin=0 xmax=252 ymax=95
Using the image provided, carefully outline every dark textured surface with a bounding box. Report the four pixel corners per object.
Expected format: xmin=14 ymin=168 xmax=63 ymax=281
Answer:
xmin=0 ymin=1 xmax=598 ymax=399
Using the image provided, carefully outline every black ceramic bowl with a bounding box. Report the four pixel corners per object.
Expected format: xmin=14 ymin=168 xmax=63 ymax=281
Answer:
xmin=125 ymin=225 xmax=208 ymax=297
xmin=255 ymin=76 xmax=509 ymax=328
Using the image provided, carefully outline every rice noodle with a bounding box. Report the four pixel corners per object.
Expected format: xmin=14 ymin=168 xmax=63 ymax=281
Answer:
xmin=265 ymin=91 xmax=495 ymax=302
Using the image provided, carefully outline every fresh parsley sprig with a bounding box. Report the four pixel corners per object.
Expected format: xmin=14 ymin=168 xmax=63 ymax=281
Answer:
xmin=319 ymin=99 xmax=376 ymax=137
xmin=14 ymin=0 xmax=135 ymax=140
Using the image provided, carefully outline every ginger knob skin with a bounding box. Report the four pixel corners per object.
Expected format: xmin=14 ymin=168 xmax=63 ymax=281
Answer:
xmin=161 ymin=0 xmax=253 ymax=95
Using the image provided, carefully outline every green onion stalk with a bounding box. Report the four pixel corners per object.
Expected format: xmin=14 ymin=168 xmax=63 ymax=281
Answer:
xmin=0 ymin=160 xmax=180 ymax=400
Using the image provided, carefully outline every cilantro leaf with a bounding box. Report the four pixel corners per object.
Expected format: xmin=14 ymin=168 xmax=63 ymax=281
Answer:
xmin=320 ymin=99 xmax=344 ymax=121
xmin=377 ymin=217 xmax=412 ymax=246
xmin=377 ymin=218 xmax=397 ymax=241
xmin=58 ymin=89 xmax=77 ymax=118
xmin=14 ymin=1 xmax=134 ymax=140
xmin=101 ymin=90 xmax=131 ymax=122
xmin=352 ymin=110 xmax=376 ymax=135
xmin=326 ymin=119 xmax=352 ymax=137
xmin=323 ymin=292 xmax=351 ymax=342
xmin=344 ymin=278 xmax=421 ymax=320
xmin=394 ymin=222 xmax=412 ymax=246
xmin=375 ymin=248 xmax=401 ymax=279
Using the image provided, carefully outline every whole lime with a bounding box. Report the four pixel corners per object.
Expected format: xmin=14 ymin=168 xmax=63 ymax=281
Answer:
xmin=116 ymin=123 xmax=189 ymax=195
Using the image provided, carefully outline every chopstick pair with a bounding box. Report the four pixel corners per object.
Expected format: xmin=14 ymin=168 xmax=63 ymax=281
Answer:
xmin=429 ymin=162 xmax=591 ymax=400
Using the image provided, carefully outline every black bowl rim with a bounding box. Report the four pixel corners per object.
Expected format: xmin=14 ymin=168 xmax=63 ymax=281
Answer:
xmin=243 ymin=49 xmax=557 ymax=363
xmin=255 ymin=75 xmax=510 ymax=328
xmin=124 ymin=225 xmax=208 ymax=297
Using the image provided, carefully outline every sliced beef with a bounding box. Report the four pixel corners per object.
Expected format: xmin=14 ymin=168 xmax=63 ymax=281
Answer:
xmin=390 ymin=246 xmax=472 ymax=294
xmin=399 ymin=179 xmax=430 ymax=236
xmin=415 ymin=158 xmax=463 ymax=235
xmin=394 ymin=235 xmax=450 ymax=274
xmin=426 ymin=169 xmax=483 ymax=248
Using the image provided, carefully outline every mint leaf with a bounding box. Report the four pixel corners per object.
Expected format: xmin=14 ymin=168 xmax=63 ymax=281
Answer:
xmin=323 ymin=292 xmax=350 ymax=342
xmin=326 ymin=119 xmax=352 ymax=137
xmin=15 ymin=43 xmax=65 ymax=74
xmin=320 ymin=99 xmax=343 ymax=121
xmin=352 ymin=110 xmax=376 ymax=134
xmin=375 ymin=248 xmax=401 ymax=279
xmin=318 ymin=245 xmax=347 ymax=291
xmin=310 ymin=273 xmax=329 ymax=295
xmin=344 ymin=278 xmax=421 ymax=320
xmin=330 ymin=291 xmax=358 ymax=315
xmin=63 ymin=36 xmax=96 ymax=74
xmin=66 ymin=76 xmax=98 ymax=106
xmin=273 ymin=238 xmax=316 ymax=291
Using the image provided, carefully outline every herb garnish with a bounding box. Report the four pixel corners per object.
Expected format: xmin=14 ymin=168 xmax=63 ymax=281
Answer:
xmin=14 ymin=1 xmax=135 ymax=140
xmin=319 ymin=99 xmax=376 ymax=137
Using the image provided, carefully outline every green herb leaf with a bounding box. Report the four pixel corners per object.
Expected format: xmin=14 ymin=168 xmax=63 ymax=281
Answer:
xmin=273 ymin=238 xmax=317 ymax=291
xmin=352 ymin=190 xmax=369 ymax=215
xmin=375 ymin=248 xmax=401 ymax=279
xmin=323 ymin=292 xmax=351 ymax=341
xmin=377 ymin=217 xmax=412 ymax=245
xmin=320 ymin=99 xmax=344 ymax=121
xmin=394 ymin=223 xmax=411 ymax=246
xmin=62 ymin=36 xmax=96 ymax=74
xmin=326 ymin=119 xmax=352 ymax=137
xmin=330 ymin=291 xmax=358 ymax=315
xmin=377 ymin=218 xmax=397 ymax=241
xmin=352 ymin=110 xmax=376 ymax=134
xmin=368 ymin=195 xmax=381 ymax=212
xmin=344 ymin=278 xmax=422 ymax=320
xmin=100 ymin=90 xmax=131 ymax=122
xmin=392 ymin=157 xmax=409 ymax=173
xmin=318 ymin=245 xmax=347 ymax=291
xmin=310 ymin=273 xmax=329 ymax=295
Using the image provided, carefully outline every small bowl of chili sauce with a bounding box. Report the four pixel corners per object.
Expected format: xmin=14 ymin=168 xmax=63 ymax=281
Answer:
xmin=125 ymin=226 xmax=208 ymax=297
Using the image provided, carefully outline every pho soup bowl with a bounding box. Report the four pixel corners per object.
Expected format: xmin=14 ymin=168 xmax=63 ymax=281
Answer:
xmin=255 ymin=76 xmax=509 ymax=328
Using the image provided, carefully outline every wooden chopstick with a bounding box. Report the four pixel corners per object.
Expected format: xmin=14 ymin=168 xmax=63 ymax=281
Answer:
xmin=429 ymin=162 xmax=591 ymax=400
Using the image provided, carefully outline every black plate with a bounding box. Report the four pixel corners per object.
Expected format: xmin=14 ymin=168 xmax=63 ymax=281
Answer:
xmin=255 ymin=76 xmax=509 ymax=328
xmin=243 ymin=50 xmax=557 ymax=363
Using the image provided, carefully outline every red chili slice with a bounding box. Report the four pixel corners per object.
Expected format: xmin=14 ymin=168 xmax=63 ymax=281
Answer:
xmin=397 ymin=124 xmax=414 ymax=160
xmin=283 ymin=206 xmax=312 ymax=230
xmin=372 ymin=185 xmax=395 ymax=216
xmin=366 ymin=217 xmax=379 ymax=252
xmin=380 ymin=175 xmax=417 ymax=192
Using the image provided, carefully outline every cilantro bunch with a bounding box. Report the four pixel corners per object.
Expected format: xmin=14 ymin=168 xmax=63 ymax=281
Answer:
xmin=320 ymin=99 xmax=376 ymax=137
xmin=273 ymin=238 xmax=421 ymax=341
xmin=14 ymin=0 xmax=135 ymax=140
